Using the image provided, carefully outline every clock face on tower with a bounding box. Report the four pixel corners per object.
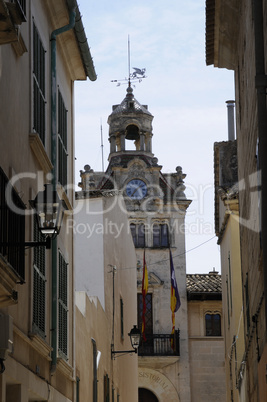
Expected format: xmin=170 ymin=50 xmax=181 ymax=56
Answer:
xmin=126 ymin=179 xmax=147 ymax=200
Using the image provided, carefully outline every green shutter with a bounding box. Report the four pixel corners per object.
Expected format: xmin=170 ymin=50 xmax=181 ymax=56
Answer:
xmin=33 ymin=22 xmax=46 ymax=145
xmin=33 ymin=218 xmax=46 ymax=336
xmin=58 ymin=251 xmax=68 ymax=357
xmin=58 ymin=90 xmax=68 ymax=187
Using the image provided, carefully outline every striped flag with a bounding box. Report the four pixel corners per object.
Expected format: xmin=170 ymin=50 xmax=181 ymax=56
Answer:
xmin=142 ymin=249 xmax=148 ymax=341
xmin=170 ymin=249 xmax=180 ymax=348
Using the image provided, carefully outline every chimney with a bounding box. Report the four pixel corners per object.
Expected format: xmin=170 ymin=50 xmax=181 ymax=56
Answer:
xmin=226 ymin=100 xmax=235 ymax=141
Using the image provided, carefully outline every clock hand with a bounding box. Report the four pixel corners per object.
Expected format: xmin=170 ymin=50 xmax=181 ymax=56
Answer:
xmin=131 ymin=185 xmax=142 ymax=196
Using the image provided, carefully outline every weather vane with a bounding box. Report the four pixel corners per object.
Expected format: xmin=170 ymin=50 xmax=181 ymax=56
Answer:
xmin=111 ymin=36 xmax=147 ymax=87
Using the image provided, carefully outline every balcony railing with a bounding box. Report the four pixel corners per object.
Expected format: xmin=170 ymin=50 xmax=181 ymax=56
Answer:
xmin=138 ymin=330 xmax=180 ymax=357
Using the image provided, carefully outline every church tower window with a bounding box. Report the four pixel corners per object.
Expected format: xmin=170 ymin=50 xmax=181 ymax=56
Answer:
xmin=152 ymin=223 xmax=169 ymax=248
xmin=130 ymin=223 xmax=145 ymax=248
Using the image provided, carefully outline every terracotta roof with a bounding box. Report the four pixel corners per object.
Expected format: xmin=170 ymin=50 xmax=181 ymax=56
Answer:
xmin=186 ymin=273 xmax=222 ymax=300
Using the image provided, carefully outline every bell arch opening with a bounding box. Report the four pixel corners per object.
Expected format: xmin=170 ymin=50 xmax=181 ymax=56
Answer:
xmin=125 ymin=124 xmax=139 ymax=140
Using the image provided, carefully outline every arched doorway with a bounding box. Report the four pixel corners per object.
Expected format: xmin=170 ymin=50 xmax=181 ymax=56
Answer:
xmin=139 ymin=388 xmax=159 ymax=402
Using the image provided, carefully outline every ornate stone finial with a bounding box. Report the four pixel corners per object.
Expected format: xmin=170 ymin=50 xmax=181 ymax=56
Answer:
xmin=175 ymin=166 xmax=186 ymax=199
xmin=84 ymin=164 xmax=93 ymax=172
xmin=151 ymin=157 xmax=158 ymax=166
xmin=79 ymin=164 xmax=95 ymax=191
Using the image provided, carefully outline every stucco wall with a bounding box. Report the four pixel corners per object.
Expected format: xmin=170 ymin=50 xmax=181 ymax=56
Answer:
xmin=74 ymin=194 xmax=139 ymax=402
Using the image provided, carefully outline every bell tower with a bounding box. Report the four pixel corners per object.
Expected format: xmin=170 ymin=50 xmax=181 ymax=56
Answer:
xmin=78 ymin=83 xmax=192 ymax=402
xmin=108 ymin=84 xmax=153 ymax=156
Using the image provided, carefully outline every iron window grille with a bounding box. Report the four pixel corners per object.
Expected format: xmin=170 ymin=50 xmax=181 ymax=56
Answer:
xmin=32 ymin=217 xmax=46 ymax=337
xmin=58 ymin=89 xmax=68 ymax=187
xmin=33 ymin=22 xmax=46 ymax=145
xmin=0 ymin=167 xmax=25 ymax=281
xmin=58 ymin=250 xmax=68 ymax=357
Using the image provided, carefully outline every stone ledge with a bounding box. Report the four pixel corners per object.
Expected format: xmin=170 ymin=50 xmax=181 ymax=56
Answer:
xmin=29 ymin=133 xmax=53 ymax=175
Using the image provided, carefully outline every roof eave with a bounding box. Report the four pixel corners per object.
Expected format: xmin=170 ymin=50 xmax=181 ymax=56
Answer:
xmin=205 ymin=0 xmax=239 ymax=70
xmin=66 ymin=0 xmax=97 ymax=81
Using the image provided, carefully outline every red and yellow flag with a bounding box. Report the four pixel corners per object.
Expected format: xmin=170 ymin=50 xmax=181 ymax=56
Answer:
xmin=142 ymin=250 xmax=148 ymax=341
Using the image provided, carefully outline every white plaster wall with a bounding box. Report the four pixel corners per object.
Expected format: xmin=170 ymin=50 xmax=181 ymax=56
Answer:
xmin=74 ymin=198 xmax=105 ymax=308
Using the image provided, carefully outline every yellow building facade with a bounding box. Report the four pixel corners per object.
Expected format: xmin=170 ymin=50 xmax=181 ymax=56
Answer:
xmin=0 ymin=1 xmax=96 ymax=400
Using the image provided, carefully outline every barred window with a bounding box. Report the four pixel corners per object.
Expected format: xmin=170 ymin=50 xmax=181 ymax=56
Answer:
xmin=33 ymin=22 xmax=46 ymax=145
xmin=58 ymin=251 xmax=68 ymax=357
xmin=130 ymin=223 xmax=145 ymax=248
xmin=33 ymin=218 xmax=46 ymax=337
xmin=58 ymin=90 xmax=68 ymax=187
xmin=152 ymin=223 xmax=168 ymax=247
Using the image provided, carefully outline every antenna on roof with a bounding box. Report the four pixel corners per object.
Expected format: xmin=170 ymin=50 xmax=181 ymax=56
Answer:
xmin=111 ymin=35 xmax=147 ymax=87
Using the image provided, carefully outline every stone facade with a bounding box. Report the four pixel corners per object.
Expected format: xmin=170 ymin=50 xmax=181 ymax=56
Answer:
xmin=206 ymin=1 xmax=267 ymax=400
xmin=78 ymin=84 xmax=227 ymax=401
xmin=187 ymin=273 xmax=226 ymax=402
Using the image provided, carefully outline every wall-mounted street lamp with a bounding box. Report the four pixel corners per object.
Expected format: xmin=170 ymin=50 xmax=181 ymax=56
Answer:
xmin=111 ymin=325 xmax=141 ymax=358
xmin=1 ymin=184 xmax=66 ymax=251
xmin=30 ymin=184 xmax=66 ymax=241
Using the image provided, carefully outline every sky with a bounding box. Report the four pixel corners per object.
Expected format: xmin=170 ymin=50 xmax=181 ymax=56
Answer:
xmin=74 ymin=0 xmax=235 ymax=274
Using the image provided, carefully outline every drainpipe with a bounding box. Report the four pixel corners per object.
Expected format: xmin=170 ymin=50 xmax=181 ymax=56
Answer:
xmin=253 ymin=0 xmax=267 ymax=335
xmin=226 ymin=100 xmax=235 ymax=141
xmin=50 ymin=7 xmax=76 ymax=374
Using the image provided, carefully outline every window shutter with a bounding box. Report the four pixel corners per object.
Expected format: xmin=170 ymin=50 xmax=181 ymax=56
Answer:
xmin=58 ymin=251 xmax=68 ymax=357
xmin=33 ymin=218 xmax=46 ymax=336
xmin=33 ymin=22 xmax=46 ymax=145
xmin=58 ymin=90 xmax=68 ymax=187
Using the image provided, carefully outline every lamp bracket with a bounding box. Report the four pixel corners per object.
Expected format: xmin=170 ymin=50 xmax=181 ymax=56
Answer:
xmin=111 ymin=349 xmax=137 ymax=359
